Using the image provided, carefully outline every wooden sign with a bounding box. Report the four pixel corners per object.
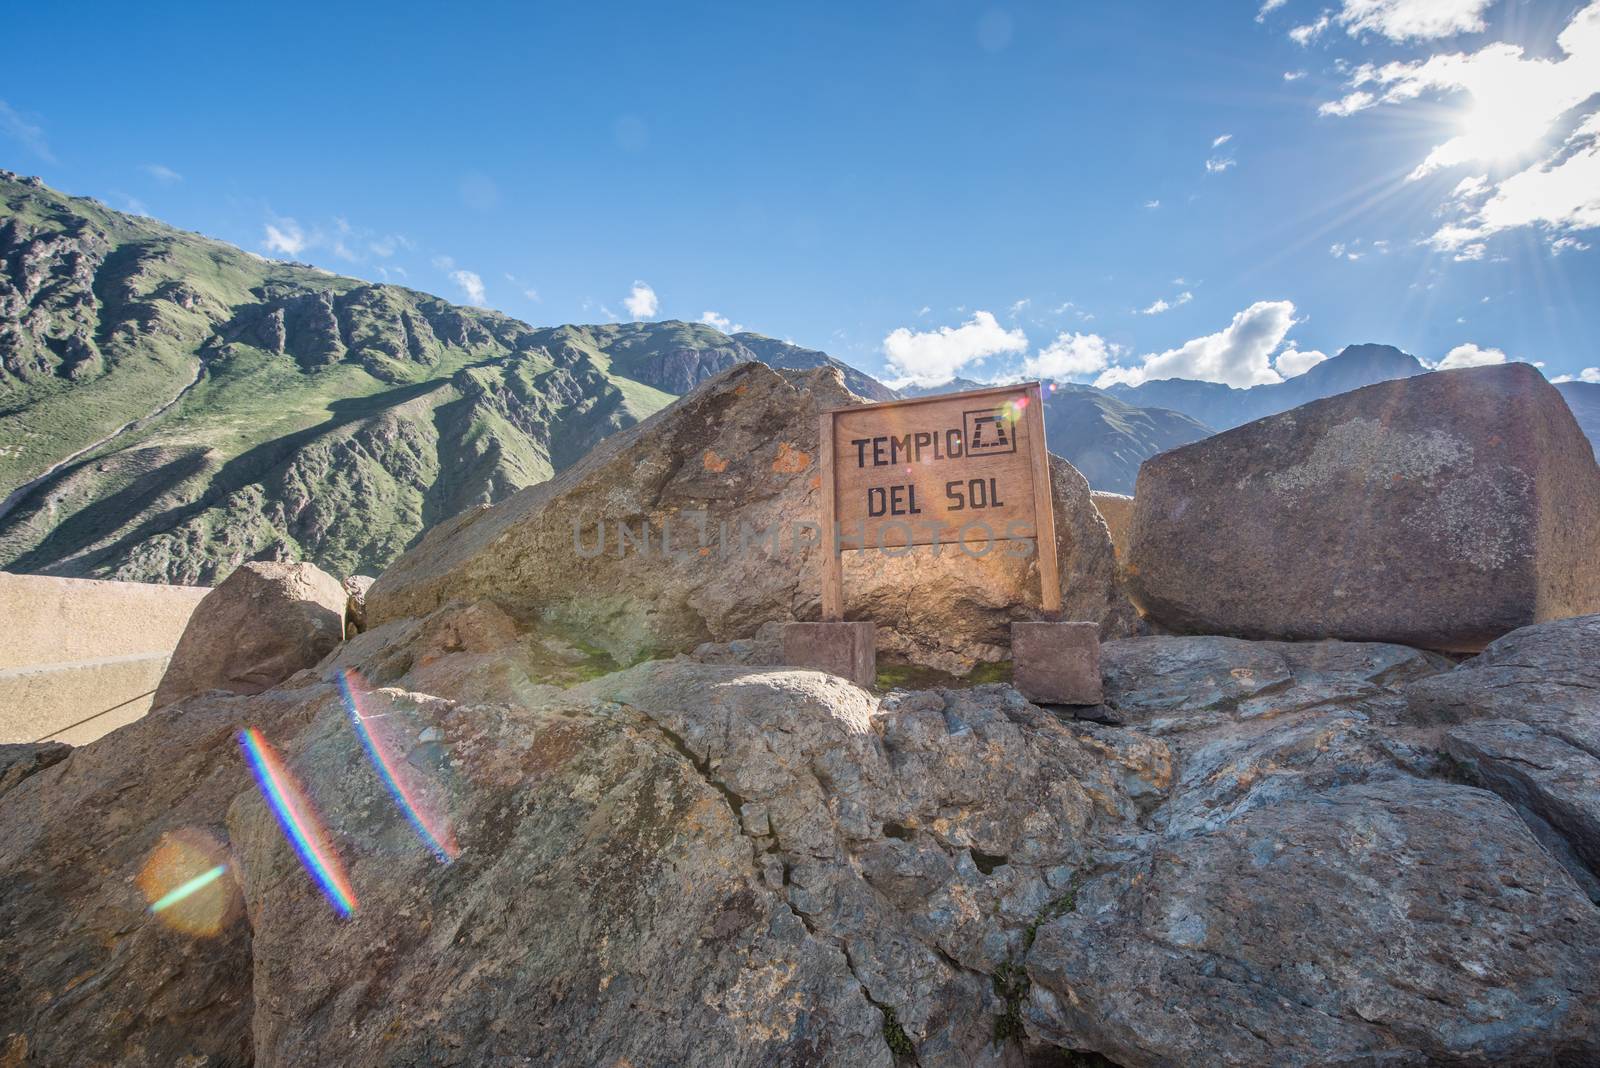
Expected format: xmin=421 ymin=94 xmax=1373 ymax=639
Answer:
xmin=818 ymin=382 xmax=1060 ymax=620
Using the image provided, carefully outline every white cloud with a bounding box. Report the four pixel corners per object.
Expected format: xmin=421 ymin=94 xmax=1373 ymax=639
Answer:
xmin=1436 ymin=342 xmax=1506 ymax=369
xmin=1023 ymin=332 xmax=1118 ymax=380
xmin=449 ymin=269 xmax=487 ymax=306
xmin=1212 ymin=133 xmax=1233 ymax=148
xmin=261 ymin=216 xmax=411 ymax=266
xmin=1552 ymin=235 xmax=1592 ymax=254
xmin=624 ymin=281 xmax=659 ymax=320
xmin=1451 ymin=176 xmax=1490 ymax=203
xmin=262 ymin=219 xmax=307 ymax=257
xmin=1144 ymin=199 xmax=1161 ymax=209
xmin=1442 ymin=142 xmax=1600 ymax=246
xmin=1139 ymin=291 xmax=1193 ymax=315
xmin=1334 ymin=0 xmax=1493 ymax=41
xmin=1095 ymin=300 xmax=1300 ymax=389
xmin=1008 ymin=297 xmax=1031 ymax=317
xmin=1257 ymin=0 xmax=1288 ymax=22
xmin=1551 ymin=367 xmax=1600 ymax=383
xmin=1452 ymin=242 xmax=1486 ymax=260
xmin=1284 ymin=69 xmax=1308 ymax=81
xmin=1290 ymin=14 xmax=1331 ymax=45
xmin=0 ymin=99 xmax=55 ymax=162
xmin=111 ymin=192 xmax=150 ymax=217
xmin=523 ymin=288 xmax=541 ymax=301
xmin=1319 ymin=2 xmax=1600 ymax=251
xmin=699 ymin=310 xmax=744 ymax=334
xmin=367 ymin=233 xmax=412 ymax=258
xmin=329 ymin=217 xmax=359 ymax=261
xmin=1317 ymin=90 xmax=1376 ymax=117
xmin=139 ymin=162 xmax=182 ymax=184
xmin=1275 ymin=346 xmax=1330 ymax=377
xmin=1205 ymin=156 xmax=1236 ymax=173
xmin=881 ymin=310 xmax=1028 ymax=388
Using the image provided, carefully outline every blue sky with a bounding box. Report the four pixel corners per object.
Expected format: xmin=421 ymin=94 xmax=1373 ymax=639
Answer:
xmin=3 ymin=0 xmax=1597 ymax=387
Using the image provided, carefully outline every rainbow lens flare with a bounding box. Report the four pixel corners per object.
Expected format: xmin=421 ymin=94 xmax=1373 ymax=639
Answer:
xmin=338 ymin=670 xmax=459 ymax=863
xmin=238 ymin=727 xmax=357 ymax=917
xmin=138 ymin=828 xmax=239 ymax=936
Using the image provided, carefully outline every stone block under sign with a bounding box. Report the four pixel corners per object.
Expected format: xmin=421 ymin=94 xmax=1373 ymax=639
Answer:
xmin=1012 ymin=621 xmax=1102 ymax=705
xmin=781 ymin=622 xmax=876 ymax=689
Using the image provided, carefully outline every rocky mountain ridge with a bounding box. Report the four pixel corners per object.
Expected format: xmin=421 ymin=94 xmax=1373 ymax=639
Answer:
xmin=0 ymin=173 xmax=879 ymax=586
xmin=1104 ymin=341 xmax=1429 ymax=429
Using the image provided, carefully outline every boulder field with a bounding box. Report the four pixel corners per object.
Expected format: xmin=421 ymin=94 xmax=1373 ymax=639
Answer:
xmin=4 ymin=361 xmax=1600 ymax=1066
xmin=4 ymin=595 xmax=1600 ymax=1064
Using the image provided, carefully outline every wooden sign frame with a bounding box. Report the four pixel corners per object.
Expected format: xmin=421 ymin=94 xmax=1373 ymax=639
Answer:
xmin=818 ymin=381 xmax=1061 ymax=621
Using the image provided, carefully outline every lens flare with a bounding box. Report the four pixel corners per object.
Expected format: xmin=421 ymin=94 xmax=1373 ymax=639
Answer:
xmin=138 ymin=828 xmax=239 ymax=936
xmin=150 ymin=864 xmax=227 ymax=912
xmin=337 ymin=670 xmax=459 ymax=863
xmin=238 ymin=727 xmax=357 ymax=917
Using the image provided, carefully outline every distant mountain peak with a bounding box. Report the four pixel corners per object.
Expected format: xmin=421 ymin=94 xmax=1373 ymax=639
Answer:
xmin=1305 ymin=342 xmax=1425 ymax=383
xmin=1106 ymin=340 xmax=1430 ymax=431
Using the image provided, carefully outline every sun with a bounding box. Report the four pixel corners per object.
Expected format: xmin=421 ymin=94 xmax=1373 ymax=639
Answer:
xmin=1454 ymin=98 xmax=1549 ymax=164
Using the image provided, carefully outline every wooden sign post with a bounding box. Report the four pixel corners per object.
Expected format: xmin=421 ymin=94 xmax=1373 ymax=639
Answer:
xmin=818 ymin=381 xmax=1061 ymax=620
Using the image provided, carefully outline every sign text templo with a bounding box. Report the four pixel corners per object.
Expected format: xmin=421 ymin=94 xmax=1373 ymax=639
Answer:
xmin=818 ymin=382 xmax=1060 ymax=619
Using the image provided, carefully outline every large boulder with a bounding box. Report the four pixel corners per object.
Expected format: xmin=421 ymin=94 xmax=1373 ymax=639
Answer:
xmin=153 ymin=560 xmax=347 ymax=707
xmin=1126 ymin=362 xmax=1600 ymax=650
xmin=370 ymin=362 xmax=1134 ymax=673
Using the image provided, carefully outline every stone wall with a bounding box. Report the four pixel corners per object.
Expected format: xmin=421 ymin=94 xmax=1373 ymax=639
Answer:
xmin=0 ymin=572 xmax=209 ymax=744
xmin=1090 ymin=491 xmax=1134 ymax=559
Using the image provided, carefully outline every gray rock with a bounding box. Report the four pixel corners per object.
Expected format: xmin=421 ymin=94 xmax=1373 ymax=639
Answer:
xmin=230 ymin=681 xmax=892 ymax=1067
xmin=1411 ymin=615 xmax=1600 ymax=901
xmin=8 ymin=524 xmax=1600 ymax=1066
xmin=0 ymin=686 xmax=318 ymax=1067
xmin=369 ymin=363 xmax=1134 ymax=674
xmin=1101 ymin=634 xmax=1450 ymax=733
xmin=342 ymin=573 xmax=375 ymax=636
xmin=1026 ymin=779 xmax=1600 ymax=1067
xmin=153 ymin=560 xmax=348 ymax=707
xmin=1445 ymin=719 xmax=1600 ymax=901
xmin=1404 ymin=612 xmax=1600 ymax=726
xmin=691 ymin=620 xmax=786 ymax=666
xmin=1127 ymin=363 xmax=1600 ymax=650
xmin=0 ymin=740 xmax=70 ymax=799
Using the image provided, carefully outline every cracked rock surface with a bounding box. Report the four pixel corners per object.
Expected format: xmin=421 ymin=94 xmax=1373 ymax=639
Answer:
xmin=3 ymin=611 xmax=1599 ymax=1066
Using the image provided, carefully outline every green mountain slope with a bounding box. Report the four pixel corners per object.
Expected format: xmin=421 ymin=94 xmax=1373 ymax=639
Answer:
xmin=1035 ymin=384 xmax=1213 ymax=493
xmin=4 ymin=173 xmax=874 ymax=584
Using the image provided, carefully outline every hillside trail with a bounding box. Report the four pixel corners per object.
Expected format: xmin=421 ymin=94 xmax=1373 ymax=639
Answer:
xmin=0 ymin=356 xmax=209 ymax=526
